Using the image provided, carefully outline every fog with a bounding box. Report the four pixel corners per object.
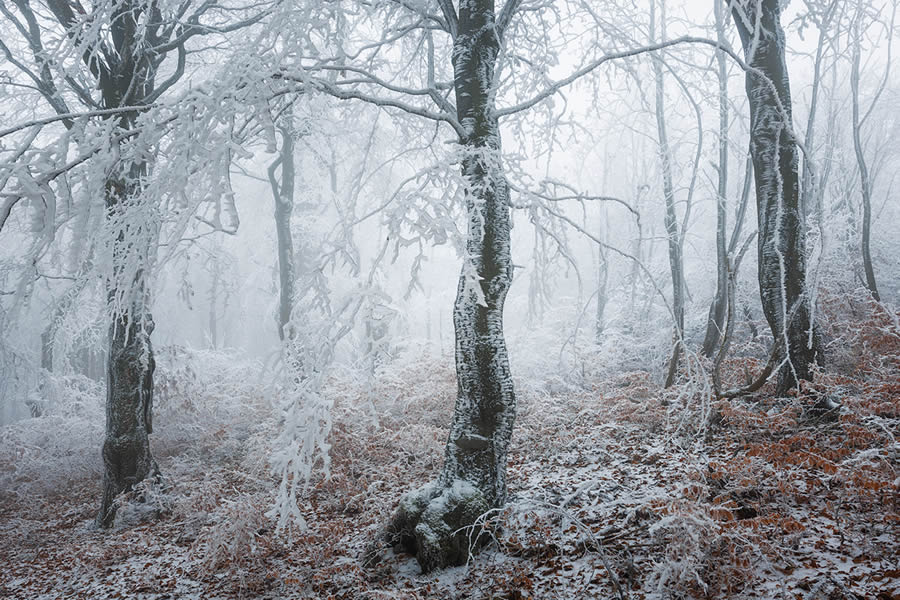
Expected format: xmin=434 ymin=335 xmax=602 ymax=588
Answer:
xmin=1 ymin=0 xmax=898 ymax=597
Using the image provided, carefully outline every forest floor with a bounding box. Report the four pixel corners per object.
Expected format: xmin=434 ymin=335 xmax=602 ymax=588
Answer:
xmin=0 ymin=297 xmax=898 ymax=599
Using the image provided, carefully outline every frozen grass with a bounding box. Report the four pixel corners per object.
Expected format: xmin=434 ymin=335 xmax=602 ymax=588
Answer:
xmin=0 ymin=298 xmax=898 ymax=599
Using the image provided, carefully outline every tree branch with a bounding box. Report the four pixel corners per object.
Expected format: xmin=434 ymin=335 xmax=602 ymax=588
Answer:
xmin=436 ymin=0 xmax=459 ymax=38
xmin=278 ymin=74 xmax=464 ymax=138
xmin=497 ymin=36 xmax=743 ymax=117
xmin=496 ymin=0 xmax=522 ymax=40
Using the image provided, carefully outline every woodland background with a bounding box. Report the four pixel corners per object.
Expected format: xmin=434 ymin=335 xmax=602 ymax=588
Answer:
xmin=0 ymin=0 xmax=899 ymax=597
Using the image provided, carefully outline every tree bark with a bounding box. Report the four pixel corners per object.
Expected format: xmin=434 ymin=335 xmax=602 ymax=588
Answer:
xmin=98 ymin=279 xmax=158 ymax=528
xmin=391 ymin=0 xmax=517 ymax=573
xmin=10 ymin=0 xmax=260 ymax=527
xmin=270 ymin=124 xmax=297 ymax=341
xmin=97 ymin=162 xmax=160 ymax=528
xmin=95 ymin=2 xmax=161 ymax=528
xmin=651 ymin=0 xmax=685 ymax=388
xmin=702 ymin=0 xmax=730 ymax=358
xmin=850 ymin=21 xmax=880 ymax=302
xmin=730 ymin=0 xmax=823 ymax=395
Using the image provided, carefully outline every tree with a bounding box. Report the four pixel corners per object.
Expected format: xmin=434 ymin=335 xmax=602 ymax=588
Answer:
xmin=729 ymin=0 xmax=823 ymax=395
xmin=0 ymin=0 xmax=272 ymax=527
xmin=702 ymin=0 xmax=733 ymax=358
xmin=269 ymin=120 xmax=297 ymax=342
xmin=388 ymin=0 xmax=519 ymax=572
xmin=849 ymin=0 xmax=896 ymax=303
xmin=650 ymin=0 xmax=687 ymax=388
xmin=39 ymin=0 xmax=166 ymax=528
xmin=271 ymin=0 xmax=804 ymax=567
xmin=798 ymin=0 xmax=842 ymax=232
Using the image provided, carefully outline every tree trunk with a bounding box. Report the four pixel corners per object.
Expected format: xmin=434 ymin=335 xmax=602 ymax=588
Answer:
xmin=98 ymin=286 xmax=158 ymax=528
xmin=730 ymin=0 xmax=823 ymax=395
xmin=703 ymin=0 xmax=730 ymax=358
xmin=850 ymin=22 xmax=880 ymax=302
xmin=97 ymin=165 xmax=159 ymax=528
xmin=596 ymin=160 xmax=610 ymax=342
xmin=270 ymin=124 xmax=296 ymax=341
xmin=391 ymin=0 xmax=516 ymax=572
xmin=208 ymin=261 xmax=219 ymax=349
xmin=95 ymin=1 xmax=161 ymax=527
xmin=627 ymin=187 xmax=646 ymax=323
xmin=596 ymin=243 xmax=608 ymax=342
xmin=651 ymin=0 xmax=685 ymax=388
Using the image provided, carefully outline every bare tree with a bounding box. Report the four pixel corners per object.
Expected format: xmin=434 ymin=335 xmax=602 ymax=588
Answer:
xmin=702 ymin=0 xmax=733 ymax=358
xmin=267 ymin=0 xmax=826 ymax=565
xmin=849 ymin=0 xmax=896 ymax=302
xmin=388 ymin=0 xmax=520 ymax=572
xmin=650 ymin=0 xmax=686 ymax=388
xmin=729 ymin=0 xmax=823 ymax=395
xmin=0 ymin=0 xmax=272 ymax=527
xmin=798 ymin=0 xmax=842 ymax=230
xmin=269 ymin=121 xmax=297 ymax=341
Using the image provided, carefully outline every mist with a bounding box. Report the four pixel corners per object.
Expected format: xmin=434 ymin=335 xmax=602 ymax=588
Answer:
xmin=1 ymin=0 xmax=898 ymax=597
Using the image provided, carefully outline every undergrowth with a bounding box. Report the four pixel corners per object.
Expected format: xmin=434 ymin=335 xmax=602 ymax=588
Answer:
xmin=0 ymin=294 xmax=898 ymax=599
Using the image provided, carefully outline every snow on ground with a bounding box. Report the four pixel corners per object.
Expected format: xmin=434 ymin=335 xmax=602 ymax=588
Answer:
xmin=1 ymin=304 xmax=899 ymax=599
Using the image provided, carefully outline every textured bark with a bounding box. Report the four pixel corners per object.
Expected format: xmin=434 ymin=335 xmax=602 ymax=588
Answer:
xmin=730 ymin=0 xmax=823 ymax=395
xmin=97 ymin=291 xmax=159 ymax=528
xmin=391 ymin=0 xmax=516 ymax=573
xmin=94 ymin=2 xmax=161 ymax=528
